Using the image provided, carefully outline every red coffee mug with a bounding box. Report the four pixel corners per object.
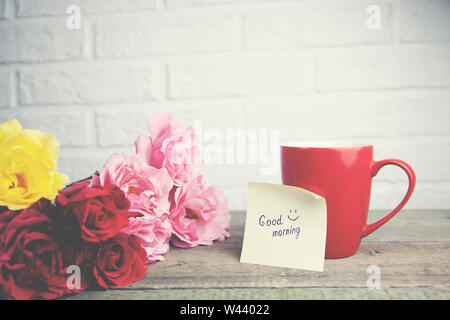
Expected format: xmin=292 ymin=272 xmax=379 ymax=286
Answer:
xmin=281 ymin=142 xmax=416 ymax=259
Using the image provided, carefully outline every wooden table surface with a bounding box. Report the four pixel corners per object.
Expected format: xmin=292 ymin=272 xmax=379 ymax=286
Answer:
xmin=66 ymin=210 xmax=450 ymax=300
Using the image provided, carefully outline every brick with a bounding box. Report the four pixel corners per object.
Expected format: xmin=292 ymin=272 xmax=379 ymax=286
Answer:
xmin=18 ymin=22 xmax=84 ymax=62
xmin=95 ymin=111 xmax=148 ymax=147
xmin=244 ymin=2 xmax=391 ymax=49
xmin=227 ymin=131 xmax=450 ymax=184
xmin=0 ymin=71 xmax=12 ymax=107
xmin=18 ymin=65 xmax=165 ymax=105
xmin=226 ymin=135 xmax=449 ymax=195
xmin=393 ymin=97 xmax=450 ymax=136
xmin=95 ymin=103 xmax=246 ymax=146
xmin=0 ymin=0 xmax=6 ymax=19
xmin=12 ymin=109 xmax=92 ymax=147
xmin=0 ymin=0 xmax=14 ymax=19
xmin=342 ymin=137 xmax=450 ymax=183
xmin=313 ymin=101 xmax=397 ymax=139
xmin=168 ymin=55 xmax=308 ymax=99
xmin=294 ymin=136 xmax=447 ymax=184
xmin=166 ymin=0 xmax=285 ymax=9
xmin=15 ymin=0 xmax=156 ymax=17
xmin=400 ymin=0 xmax=450 ymax=42
xmin=0 ymin=21 xmax=84 ymax=63
xmin=202 ymin=164 xmax=246 ymax=186
xmin=0 ymin=26 xmax=16 ymax=62
xmin=244 ymin=96 xmax=450 ymax=143
xmin=232 ymin=163 xmax=279 ymax=185
xmin=370 ymin=182 xmax=450 ymax=210
xmin=58 ymin=149 xmax=113 ymax=182
xmin=244 ymin=100 xmax=319 ymax=142
xmin=147 ymin=101 xmax=247 ymax=133
xmin=406 ymin=182 xmax=450 ymax=209
xmin=220 ymin=185 xmax=247 ymax=211
xmin=316 ymin=46 xmax=450 ymax=92
xmin=370 ymin=181 xmax=413 ymax=209
xmin=96 ymin=13 xmax=236 ymax=58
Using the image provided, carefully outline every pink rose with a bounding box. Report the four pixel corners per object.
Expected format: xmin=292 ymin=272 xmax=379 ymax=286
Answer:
xmin=160 ymin=126 xmax=202 ymax=186
xmin=139 ymin=110 xmax=181 ymax=169
xmin=97 ymin=152 xmax=174 ymax=262
xmin=97 ymin=153 xmax=173 ymax=218
xmin=170 ymin=176 xmax=230 ymax=248
xmin=135 ymin=110 xmax=202 ymax=186
xmin=121 ymin=214 xmax=172 ymax=263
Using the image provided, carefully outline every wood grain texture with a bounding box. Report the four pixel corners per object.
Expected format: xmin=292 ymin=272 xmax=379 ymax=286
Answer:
xmin=62 ymin=210 xmax=450 ymax=299
xmin=66 ymin=287 xmax=450 ymax=300
xmin=228 ymin=210 xmax=450 ymax=244
xmin=126 ymin=242 xmax=449 ymax=290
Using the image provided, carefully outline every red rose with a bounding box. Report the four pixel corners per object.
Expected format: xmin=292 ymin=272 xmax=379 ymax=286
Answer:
xmin=0 ymin=200 xmax=91 ymax=300
xmin=58 ymin=180 xmax=130 ymax=243
xmin=0 ymin=209 xmax=15 ymax=234
xmin=93 ymin=233 xmax=147 ymax=289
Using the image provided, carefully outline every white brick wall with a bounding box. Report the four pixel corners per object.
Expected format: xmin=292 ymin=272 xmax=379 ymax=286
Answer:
xmin=1 ymin=21 xmax=86 ymax=62
xmin=243 ymin=2 xmax=392 ymax=48
xmin=1 ymin=0 xmax=449 ymax=210
xmin=0 ymin=0 xmax=9 ymax=19
xmin=15 ymin=0 xmax=157 ymax=16
xmin=18 ymin=64 xmax=166 ymax=104
xmin=316 ymin=46 xmax=450 ymax=91
xmin=400 ymin=0 xmax=450 ymax=42
xmin=0 ymin=71 xmax=12 ymax=107
xmin=95 ymin=12 xmax=237 ymax=58
xmin=168 ymin=54 xmax=309 ymax=98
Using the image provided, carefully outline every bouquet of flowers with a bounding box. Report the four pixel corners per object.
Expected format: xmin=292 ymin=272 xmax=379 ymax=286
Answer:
xmin=0 ymin=111 xmax=230 ymax=300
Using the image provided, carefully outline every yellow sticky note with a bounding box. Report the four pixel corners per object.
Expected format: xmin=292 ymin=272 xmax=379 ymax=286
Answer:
xmin=240 ymin=182 xmax=327 ymax=272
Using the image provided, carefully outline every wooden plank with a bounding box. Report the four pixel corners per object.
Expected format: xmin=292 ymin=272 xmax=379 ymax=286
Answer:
xmin=125 ymin=242 xmax=450 ymax=290
xmin=62 ymin=210 xmax=450 ymax=299
xmin=228 ymin=210 xmax=450 ymax=244
xmin=364 ymin=210 xmax=450 ymax=242
xmin=65 ymin=287 xmax=450 ymax=300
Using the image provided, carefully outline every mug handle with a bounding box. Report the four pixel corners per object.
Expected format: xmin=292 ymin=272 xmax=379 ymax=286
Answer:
xmin=361 ymin=159 xmax=416 ymax=238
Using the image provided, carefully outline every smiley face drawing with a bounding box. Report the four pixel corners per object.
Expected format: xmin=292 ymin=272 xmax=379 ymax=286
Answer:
xmin=288 ymin=209 xmax=299 ymax=221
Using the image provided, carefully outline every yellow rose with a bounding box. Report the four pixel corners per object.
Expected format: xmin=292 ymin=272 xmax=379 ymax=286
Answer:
xmin=0 ymin=119 xmax=68 ymax=210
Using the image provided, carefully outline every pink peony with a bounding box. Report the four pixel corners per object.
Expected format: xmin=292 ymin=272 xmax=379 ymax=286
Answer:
xmin=97 ymin=110 xmax=230 ymax=261
xmin=135 ymin=110 xmax=202 ymax=186
xmin=169 ymin=176 xmax=230 ymax=248
xmin=97 ymin=153 xmax=173 ymax=218
xmin=96 ymin=152 xmax=174 ymax=262
xmin=121 ymin=214 xmax=172 ymax=263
